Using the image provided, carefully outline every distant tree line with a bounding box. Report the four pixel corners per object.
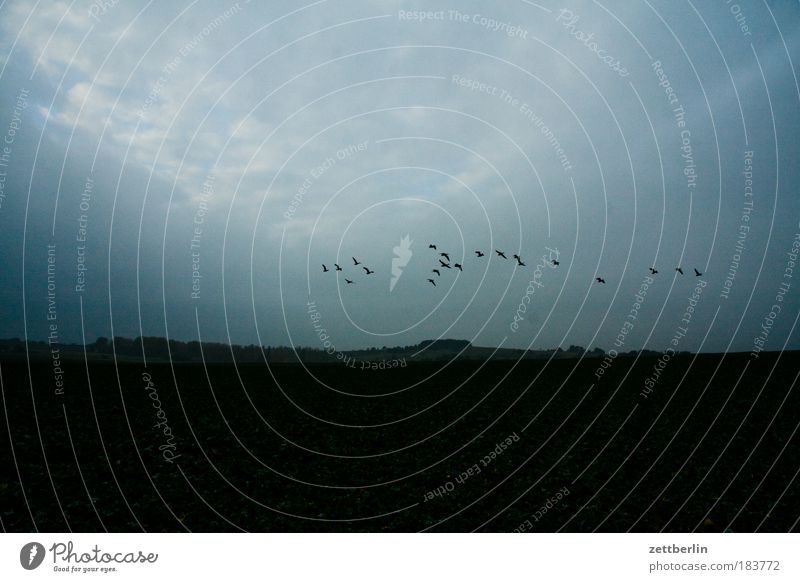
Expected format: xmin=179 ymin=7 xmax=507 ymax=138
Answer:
xmin=0 ymin=336 xmax=678 ymax=363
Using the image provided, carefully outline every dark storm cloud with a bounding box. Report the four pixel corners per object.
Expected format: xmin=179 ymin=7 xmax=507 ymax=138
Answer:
xmin=0 ymin=0 xmax=798 ymax=355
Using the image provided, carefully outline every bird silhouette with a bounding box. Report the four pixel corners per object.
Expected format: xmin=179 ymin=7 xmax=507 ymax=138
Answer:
xmin=694 ymin=268 xmax=703 ymax=277
xmin=334 ymin=263 xmax=342 ymax=271
xmin=432 ymin=269 xmax=440 ymax=276
xmin=454 ymin=263 xmax=463 ymax=271
xmin=352 ymin=257 xmax=361 ymax=266
xmin=439 ymin=259 xmax=451 ymax=268
xmin=649 ymin=267 xmax=658 ymax=275
xmin=427 ymin=278 xmax=436 ymax=286
xmin=475 ymin=250 xmax=484 ymax=257
xmin=595 ymin=277 xmax=606 ymax=284
xmin=363 ymin=267 xmax=375 ymax=275
xmin=675 ymin=267 xmax=684 ymax=275
xmin=516 ymin=260 xmax=526 ymax=267
xmin=429 ymin=244 xmax=437 ymax=250
xmin=345 ymin=278 xmax=354 ymax=284
xmin=495 ymin=250 xmax=507 ymax=259
xmin=440 ymin=252 xmax=450 ymax=261
xmin=322 ymin=264 xmax=329 ymax=272
xmin=552 ymin=260 xmax=560 ymax=266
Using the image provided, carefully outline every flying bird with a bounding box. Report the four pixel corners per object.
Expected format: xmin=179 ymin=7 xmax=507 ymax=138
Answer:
xmin=475 ymin=250 xmax=484 ymax=257
xmin=694 ymin=268 xmax=703 ymax=277
xmin=427 ymin=278 xmax=436 ymax=286
xmin=334 ymin=263 xmax=342 ymax=271
xmin=322 ymin=264 xmax=329 ymax=272
xmin=595 ymin=277 xmax=606 ymax=284
xmin=454 ymin=263 xmax=463 ymax=271
xmin=352 ymin=257 xmax=361 ymax=266
xmin=345 ymin=278 xmax=354 ymax=284
xmin=649 ymin=267 xmax=658 ymax=275
xmin=495 ymin=250 xmax=507 ymax=259
xmin=552 ymin=260 xmax=559 ymax=266
xmin=440 ymin=252 xmax=450 ymax=261
xmin=429 ymin=244 xmax=437 ymax=250
xmin=439 ymin=259 xmax=451 ymax=268
xmin=675 ymin=267 xmax=684 ymax=275
xmin=432 ymin=269 xmax=440 ymax=276
xmin=513 ymin=255 xmax=525 ymax=266
xmin=363 ymin=267 xmax=374 ymax=275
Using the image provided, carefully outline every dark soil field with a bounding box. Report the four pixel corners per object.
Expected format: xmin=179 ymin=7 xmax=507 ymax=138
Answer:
xmin=2 ymin=352 xmax=799 ymax=532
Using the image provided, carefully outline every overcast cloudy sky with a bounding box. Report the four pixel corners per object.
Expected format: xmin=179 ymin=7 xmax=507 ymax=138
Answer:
xmin=0 ymin=0 xmax=798 ymax=353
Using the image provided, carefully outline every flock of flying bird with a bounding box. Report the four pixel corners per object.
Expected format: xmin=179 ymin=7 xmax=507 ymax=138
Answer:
xmin=321 ymin=245 xmax=704 ymax=287
xmin=423 ymin=244 xmax=537 ymax=287
xmin=320 ymin=257 xmax=373 ymax=285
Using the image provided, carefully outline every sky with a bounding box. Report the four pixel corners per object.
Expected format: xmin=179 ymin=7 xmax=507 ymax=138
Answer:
xmin=0 ymin=0 xmax=798 ymax=354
